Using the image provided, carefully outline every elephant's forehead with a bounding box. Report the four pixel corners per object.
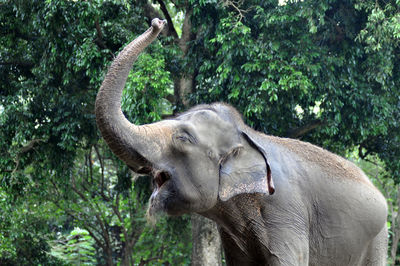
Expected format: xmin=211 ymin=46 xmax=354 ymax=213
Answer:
xmin=179 ymin=110 xmax=238 ymax=142
xmin=176 ymin=110 xmax=222 ymax=125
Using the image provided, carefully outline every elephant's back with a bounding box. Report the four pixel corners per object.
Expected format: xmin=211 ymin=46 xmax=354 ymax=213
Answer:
xmin=266 ymin=134 xmax=387 ymax=226
xmin=265 ymin=135 xmax=374 ymax=185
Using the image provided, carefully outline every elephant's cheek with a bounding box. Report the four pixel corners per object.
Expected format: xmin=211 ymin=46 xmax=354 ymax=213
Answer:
xmin=148 ymin=180 xmax=189 ymax=216
xmin=148 ymin=181 xmax=175 ymax=214
xmin=147 ymin=190 xmax=166 ymax=223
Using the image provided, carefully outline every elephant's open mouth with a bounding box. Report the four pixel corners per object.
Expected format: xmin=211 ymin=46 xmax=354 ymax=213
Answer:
xmin=153 ymin=170 xmax=171 ymax=189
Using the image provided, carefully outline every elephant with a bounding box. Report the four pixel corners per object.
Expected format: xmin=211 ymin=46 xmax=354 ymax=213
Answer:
xmin=95 ymin=18 xmax=388 ymax=265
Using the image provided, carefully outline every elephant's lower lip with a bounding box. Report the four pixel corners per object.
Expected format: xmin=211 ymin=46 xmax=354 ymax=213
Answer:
xmin=150 ymin=178 xmax=170 ymax=200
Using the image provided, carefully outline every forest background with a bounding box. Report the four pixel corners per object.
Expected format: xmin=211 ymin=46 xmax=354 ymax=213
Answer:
xmin=0 ymin=0 xmax=399 ymax=265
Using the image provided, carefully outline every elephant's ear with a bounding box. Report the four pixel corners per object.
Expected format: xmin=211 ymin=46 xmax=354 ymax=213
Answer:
xmin=218 ymin=132 xmax=275 ymax=201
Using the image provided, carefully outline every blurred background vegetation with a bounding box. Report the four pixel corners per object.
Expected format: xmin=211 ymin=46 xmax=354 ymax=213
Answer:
xmin=0 ymin=0 xmax=399 ymax=265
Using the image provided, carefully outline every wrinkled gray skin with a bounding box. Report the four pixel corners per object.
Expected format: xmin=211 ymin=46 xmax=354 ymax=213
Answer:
xmin=95 ymin=19 xmax=388 ymax=265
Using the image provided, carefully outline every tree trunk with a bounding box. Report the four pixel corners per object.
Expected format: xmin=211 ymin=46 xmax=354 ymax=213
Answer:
xmin=141 ymin=5 xmax=223 ymax=265
xmin=191 ymin=214 xmax=222 ymax=266
xmin=120 ymin=243 xmax=133 ymax=266
xmin=106 ymin=247 xmax=114 ymax=266
xmin=390 ymin=186 xmax=400 ymax=265
xmin=174 ymin=74 xmax=194 ymax=107
xmin=175 ymin=9 xmax=223 ymax=266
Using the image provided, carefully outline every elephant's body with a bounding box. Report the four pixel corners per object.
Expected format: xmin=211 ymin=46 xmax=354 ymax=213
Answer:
xmin=95 ymin=19 xmax=388 ymax=266
xmin=207 ymin=135 xmax=388 ymax=265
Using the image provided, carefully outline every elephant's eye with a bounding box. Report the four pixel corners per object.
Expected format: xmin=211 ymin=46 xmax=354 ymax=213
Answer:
xmin=177 ymin=135 xmax=192 ymax=143
xmin=177 ymin=135 xmax=188 ymax=141
xmin=174 ymin=131 xmax=196 ymax=145
xmin=172 ymin=127 xmax=197 ymax=149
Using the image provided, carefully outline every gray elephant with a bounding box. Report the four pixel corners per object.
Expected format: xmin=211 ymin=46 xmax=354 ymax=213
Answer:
xmin=95 ymin=18 xmax=388 ymax=265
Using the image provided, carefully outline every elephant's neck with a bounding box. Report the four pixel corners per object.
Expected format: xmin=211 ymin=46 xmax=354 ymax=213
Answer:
xmin=202 ymin=194 xmax=273 ymax=262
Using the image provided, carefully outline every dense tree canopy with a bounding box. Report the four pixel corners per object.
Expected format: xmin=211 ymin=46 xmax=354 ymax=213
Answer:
xmin=0 ymin=0 xmax=399 ymax=264
xmin=189 ymin=0 xmax=400 ymax=178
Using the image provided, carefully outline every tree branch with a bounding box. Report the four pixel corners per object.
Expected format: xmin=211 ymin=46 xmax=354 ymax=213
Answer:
xmin=85 ymin=226 xmax=106 ymax=251
xmin=178 ymin=8 xmax=195 ymax=55
xmin=286 ymin=120 xmax=325 ymax=138
xmin=156 ymin=0 xmax=179 ymax=39
xmin=94 ymin=19 xmax=107 ymax=49
xmin=6 ymin=139 xmax=45 ymax=173
xmin=111 ymin=193 xmax=129 ymax=243
xmin=88 ymin=147 xmax=93 ymax=184
xmin=93 ymin=19 xmax=115 ymax=59
xmin=51 ymin=199 xmax=104 ymax=244
xmin=358 ymin=138 xmax=374 ymax=159
xmin=49 ymin=178 xmax=113 ymax=259
xmin=20 ymin=138 xmax=44 ymax=153
xmin=139 ymin=256 xmax=161 ymax=266
xmin=219 ymin=0 xmax=248 ymax=24
xmin=94 ymin=144 xmax=106 ymax=196
xmin=5 ymin=27 xmax=38 ymax=42
xmin=142 ymin=1 xmax=177 ymax=38
xmin=71 ymin=175 xmax=88 ymax=201
xmin=0 ymin=61 xmax=34 ymax=68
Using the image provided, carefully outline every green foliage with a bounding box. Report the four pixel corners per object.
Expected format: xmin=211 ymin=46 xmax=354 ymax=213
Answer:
xmin=190 ymin=0 xmax=400 ymax=181
xmin=1 ymin=0 xmax=399 ymax=264
xmin=0 ymin=187 xmax=63 ymax=265
xmin=49 ymin=227 xmax=96 ymax=265
xmin=132 ymin=215 xmax=192 ymax=265
xmin=122 ymin=46 xmax=174 ymax=124
xmin=0 ymin=0 xmax=189 ymax=264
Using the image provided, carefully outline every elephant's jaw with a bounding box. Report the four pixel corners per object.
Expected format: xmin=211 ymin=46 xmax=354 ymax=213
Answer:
xmin=146 ymin=168 xmax=187 ymax=222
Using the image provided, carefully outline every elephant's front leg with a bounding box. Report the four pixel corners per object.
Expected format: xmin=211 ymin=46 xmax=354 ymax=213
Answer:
xmin=219 ymin=229 xmax=259 ymax=266
xmin=219 ymin=227 xmax=309 ymax=266
xmin=263 ymin=229 xmax=310 ymax=266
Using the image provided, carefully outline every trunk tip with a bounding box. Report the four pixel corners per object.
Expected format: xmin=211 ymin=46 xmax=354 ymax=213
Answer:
xmin=151 ymin=18 xmax=167 ymax=31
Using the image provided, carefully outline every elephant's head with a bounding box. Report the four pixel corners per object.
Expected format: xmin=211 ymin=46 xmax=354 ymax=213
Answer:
xmin=95 ymin=19 xmax=274 ymax=220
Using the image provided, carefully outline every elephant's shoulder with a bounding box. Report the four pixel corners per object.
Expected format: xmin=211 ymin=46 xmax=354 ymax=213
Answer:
xmin=264 ymin=135 xmax=371 ymax=184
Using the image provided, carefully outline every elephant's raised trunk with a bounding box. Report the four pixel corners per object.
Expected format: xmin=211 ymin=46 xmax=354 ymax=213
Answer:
xmin=95 ymin=19 xmax=167 ymax=172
